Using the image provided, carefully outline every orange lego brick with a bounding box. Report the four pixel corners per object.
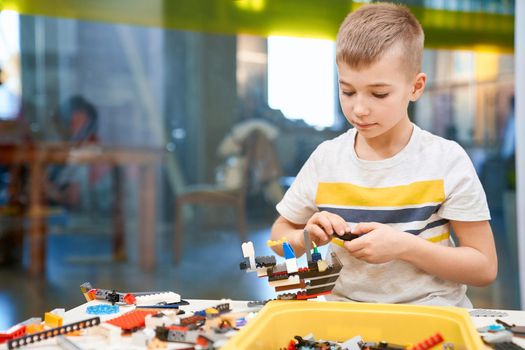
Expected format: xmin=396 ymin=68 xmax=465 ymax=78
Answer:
xmin=106 ymin=310 xmax=157 ymax=333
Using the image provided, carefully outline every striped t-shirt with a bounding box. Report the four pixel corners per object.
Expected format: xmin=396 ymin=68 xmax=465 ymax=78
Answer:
xmin=276 ymin=124 xmax=490 ymax=307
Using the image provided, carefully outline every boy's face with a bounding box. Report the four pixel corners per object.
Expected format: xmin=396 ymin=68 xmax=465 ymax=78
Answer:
xmin=337 ymin=46 xmax=425 ymax=140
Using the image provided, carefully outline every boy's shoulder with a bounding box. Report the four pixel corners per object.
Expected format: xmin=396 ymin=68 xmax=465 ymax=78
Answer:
xmin=307 ymin=129 xmax=355 ymax=162
xmin=416 ymin=126 xmax=465 ymax=155
xmin=316 ymin=128 xmax=355 ymax=150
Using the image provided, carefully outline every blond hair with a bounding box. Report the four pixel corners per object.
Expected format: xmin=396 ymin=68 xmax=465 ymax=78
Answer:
xmin=336 ymin=2 xmax=424 ymax=78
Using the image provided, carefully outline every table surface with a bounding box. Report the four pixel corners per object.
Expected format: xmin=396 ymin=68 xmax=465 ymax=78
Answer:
xmin=2 ymin=299 xmax=525 ymax=350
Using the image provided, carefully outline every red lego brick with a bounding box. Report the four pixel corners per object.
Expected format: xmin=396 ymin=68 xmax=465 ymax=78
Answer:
xmin=410 ymin=332 xmax=444 ymax=350
xmin=0 ymin=325 xmax=25 ymax=344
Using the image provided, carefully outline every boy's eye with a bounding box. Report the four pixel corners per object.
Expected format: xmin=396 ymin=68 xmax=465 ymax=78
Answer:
xmin=373 ymin=93 xmax=389 ymax=98
xmin=342 ymin=91 xmax=355 ymax=96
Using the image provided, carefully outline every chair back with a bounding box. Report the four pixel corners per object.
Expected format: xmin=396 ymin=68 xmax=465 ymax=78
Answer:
xmin=238 ymin=129 xmax=283 ymax=202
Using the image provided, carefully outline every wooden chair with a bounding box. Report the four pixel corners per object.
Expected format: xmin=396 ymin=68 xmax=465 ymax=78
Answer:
xmin=173 ymin=130 xmax=266 ymax=263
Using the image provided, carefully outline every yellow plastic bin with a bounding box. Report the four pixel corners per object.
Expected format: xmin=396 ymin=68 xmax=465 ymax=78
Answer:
xmin=223 ymin=300 xmax=486 ymax=349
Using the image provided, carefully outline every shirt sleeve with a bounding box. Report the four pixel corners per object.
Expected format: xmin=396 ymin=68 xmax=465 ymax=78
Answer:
xmin=275 ymin=145 xmax=322 ymax=224
xmin=437 ymin=142 xmax=491 ymax=221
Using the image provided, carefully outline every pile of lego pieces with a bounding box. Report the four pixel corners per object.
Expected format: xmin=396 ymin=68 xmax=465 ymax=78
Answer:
xmin=0 ymin=283 xmax=258 ymax=350
xmin=477 ymin=318 xmax=525 ymax=350
xmin=91 ymin=300 xmax=247 ymax=348
xmin=284 ymin=332 xmax=451 ymax=350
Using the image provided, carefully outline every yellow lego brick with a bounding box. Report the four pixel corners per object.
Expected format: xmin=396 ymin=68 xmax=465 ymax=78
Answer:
xmin=44 ymin=312 xmax=63 ymax=328
xmin=266 ymin=237 xmax=288 ymax=247
xmin=205 ymin=308 xmax=219 ymax=317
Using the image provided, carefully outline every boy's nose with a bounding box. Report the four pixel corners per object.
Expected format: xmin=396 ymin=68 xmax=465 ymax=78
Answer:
xmin=353 ymin=100 xmax=370 ymax=118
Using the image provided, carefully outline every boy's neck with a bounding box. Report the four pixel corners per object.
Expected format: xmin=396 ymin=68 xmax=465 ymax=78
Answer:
xmin=354 ymin=117 xmax=414 ymax=161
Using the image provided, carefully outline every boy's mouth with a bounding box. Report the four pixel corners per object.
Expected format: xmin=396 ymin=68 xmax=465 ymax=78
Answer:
xmin=354 ymin=122 xmax=377 ymax=129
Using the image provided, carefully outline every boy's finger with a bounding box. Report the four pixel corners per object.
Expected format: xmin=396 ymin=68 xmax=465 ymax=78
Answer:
xmin=344 ymin=239 xmax=364 ymax=253
xmin=352 ymin=222 xmax=380 ymax=234
xmin=316 ymin=214 xmax=335 ymax=235
xmin=308 ymin=225 xmax=331 ymax=244
xmin=329 ymin=214 xmax=349 ymax=236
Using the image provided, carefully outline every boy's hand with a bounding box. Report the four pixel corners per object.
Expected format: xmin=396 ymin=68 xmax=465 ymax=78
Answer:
xmin=305 ymin=211 xmax=350 ymax=247
xmin=343 ymin=222 xmax=411 ymax=264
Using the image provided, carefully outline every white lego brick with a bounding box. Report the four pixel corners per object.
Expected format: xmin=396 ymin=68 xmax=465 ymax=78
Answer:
xmin=132 ymin=329 xmax=155 ymax=346
xmin=256 ymin=267 xmax=268 ymax=277
xmin=341 ymin=335 xmax=363 ymax=350
xmin=242 ymin=241 xmax=256 ymax=271
xmin=268 ymin=275 xmax=300 ymax=287
xmin=87 ymin=323 xmax=121 ymax=344
xmin=145 ymin=313 xmax=172 ymax=329
xmin=285 ymin=258 xmax=298 ymax=274
xmin=50 ymin=308 xmax=66 ymax=316
xmin=135 ymin=292 xmax=181 ymax=306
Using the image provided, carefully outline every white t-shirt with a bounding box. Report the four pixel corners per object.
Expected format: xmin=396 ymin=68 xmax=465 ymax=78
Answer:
xmin=276 ymin=124 xmax=490 ymax=307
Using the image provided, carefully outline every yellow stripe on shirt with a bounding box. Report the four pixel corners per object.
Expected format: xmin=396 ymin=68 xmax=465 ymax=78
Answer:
xmin=425 ymin=231 xmax=450 ymax=243
xmin=316 ymin=180 xmax=445 ymax=207
xmin=330 ymin=231 xmax=450 ymax=247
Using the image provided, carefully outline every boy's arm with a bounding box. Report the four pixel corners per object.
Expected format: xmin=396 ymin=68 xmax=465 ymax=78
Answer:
xmin=347 ymin=220 xmax=497 ymax=286
xmin=401 ymin=220 xmax=497 ymax=286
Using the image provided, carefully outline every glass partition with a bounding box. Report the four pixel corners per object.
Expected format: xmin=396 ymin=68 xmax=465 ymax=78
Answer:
xmin=0 ymin=11 xmax=517 ymax=330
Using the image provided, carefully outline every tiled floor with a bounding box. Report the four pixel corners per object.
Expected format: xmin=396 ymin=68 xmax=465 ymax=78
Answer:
xmin=0 ymin=209 xmax=520 ymax=330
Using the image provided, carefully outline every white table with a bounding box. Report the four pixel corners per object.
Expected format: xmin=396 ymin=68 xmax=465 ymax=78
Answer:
xmin=472 ymin=309 xmax=525 ymax=348
xmin=0 ymin=300 xmax=249 ymax=350
xmin=2 ymin=300 xmax=525 ymax=350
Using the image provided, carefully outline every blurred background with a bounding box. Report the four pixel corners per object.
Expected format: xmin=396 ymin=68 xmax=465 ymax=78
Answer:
xmin=0 ymin=0 xmax=519 ymax=329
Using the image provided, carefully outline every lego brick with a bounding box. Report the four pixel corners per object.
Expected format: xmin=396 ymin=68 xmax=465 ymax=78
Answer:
xmin=44 ymin=312 xmax=63 ymax=328
xmin=7 ymin=317 xmax=100 ymax=350
xmin=254 ymin=256 xmax=276 ymax=267
xmin=87 ymin=323 xmax=121 ymax=344
xmin=409 ymin=332 xmax=444 ymax=350
xmin=19 ymin=318 xmax=42 ymax=326
xmin=275 ymin=281 xmax=306 ymax=292
xmin=304 ymin=284 xmax=337 ymax=296
xmin=135 ymin=292 xmax=181 ymax=306
xmin=469 ymin=309 xmax=509 ymax=317
xmin=267 ymin=271 xmax=289 ymax=282
xmin=296 ymin=290 xmax=331 ymax=300
xmin=179 ymin=315 xmax=206 ymax=327
xmin=86 ymin=304 xmax=120 ymax=315
xmin=306 ymin=274 xmax=341 ymax=287
xmin=241 ymin=242 xmax=256 ymax=271
xmin=268 ymin=275 xmax=300 ymax=288
xmin=0 ymin=325 xmax=26 ymax=344
xmin=106 ymin=310 xmax=157 ymax=333
xmin=80 ymin=282 xmax=94 ymax=302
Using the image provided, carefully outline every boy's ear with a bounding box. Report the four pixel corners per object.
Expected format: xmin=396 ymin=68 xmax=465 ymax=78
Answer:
xmin=410 ymin=73 xmax=426 ymax=101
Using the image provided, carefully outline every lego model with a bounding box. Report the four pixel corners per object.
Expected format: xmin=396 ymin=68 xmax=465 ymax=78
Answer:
xmin=240 ymin=229 xmax=343 ymax=300
xmin=80 ymin=282 xmax=136 ymax=305
xmin=80 ymin=282 xmax=182 ymax=307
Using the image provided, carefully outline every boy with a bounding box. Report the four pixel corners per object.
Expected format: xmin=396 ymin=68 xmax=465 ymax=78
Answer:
xmin=270 ymin=2 xmax=497 ymax=307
